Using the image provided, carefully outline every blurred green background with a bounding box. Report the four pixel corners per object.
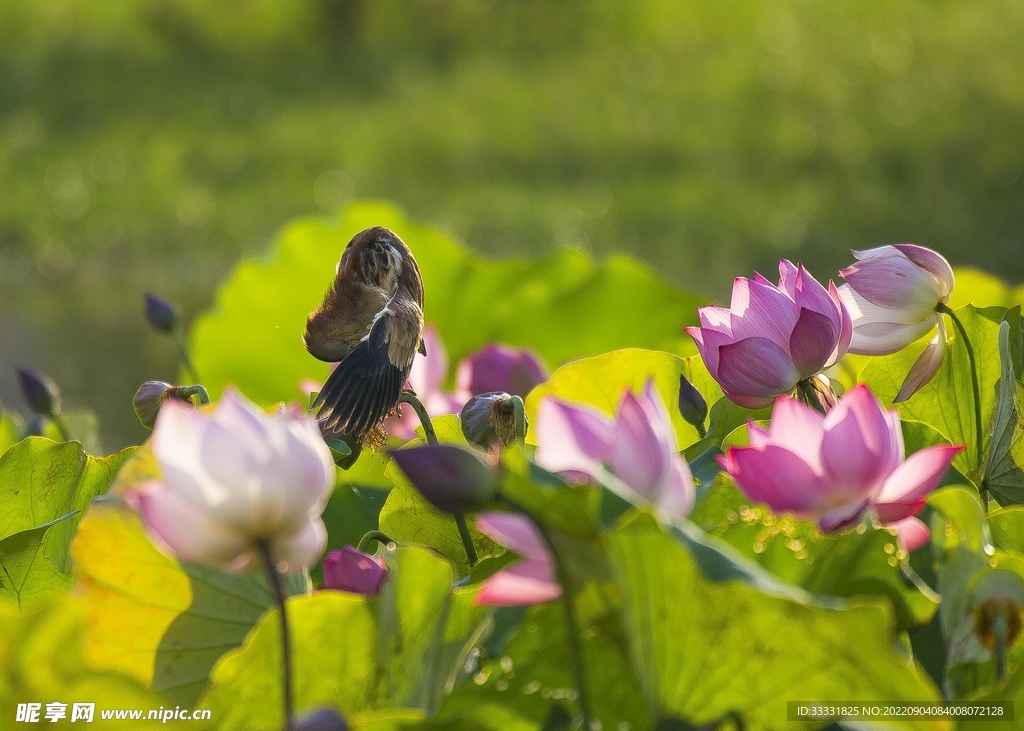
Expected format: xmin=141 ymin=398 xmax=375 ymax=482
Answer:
xmin=1 ymin=0 xmax=1022 ymax=450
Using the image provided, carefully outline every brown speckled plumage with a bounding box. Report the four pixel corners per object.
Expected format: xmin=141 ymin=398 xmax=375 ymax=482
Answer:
xmin=303 ymin=226 xmax=425 ymax=444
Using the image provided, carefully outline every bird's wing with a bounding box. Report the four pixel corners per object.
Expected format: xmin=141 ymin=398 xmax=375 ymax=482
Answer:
xmin=312 ymin=309 xmax=417 ymax=437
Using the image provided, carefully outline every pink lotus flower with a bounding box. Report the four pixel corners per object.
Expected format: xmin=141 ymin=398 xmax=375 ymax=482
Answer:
xmin=686 ymin=261 xmax=852 ymax=409
xmin=131 ymin=389 xmax=335 ymax=573
xmin=838 ymin=245 xmax=955 ymax=402
xmin=474 ymin=512 xmax=561 ymax=607
xmin=535 ymin=381 xmax=695 ymax=523
xmin=322 ymin=546 xmax=387 ymax=596
xmin=719 ymin=384 xmax=962 ymax=551
xmin=456 ymin=344 xmax=548 ymax=398
xmin=385 ymin=324 xmax=467 ymax=441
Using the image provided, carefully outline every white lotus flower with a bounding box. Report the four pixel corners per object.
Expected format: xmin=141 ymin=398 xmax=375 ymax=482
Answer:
xmin=132 ymin=389 xmax=335 ymax=573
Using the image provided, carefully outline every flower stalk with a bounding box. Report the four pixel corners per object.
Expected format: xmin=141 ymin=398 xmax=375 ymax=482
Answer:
xmin=398 ymin=391 xmax=477 ymax=567
xmin=258 ymin=540 xmax=294 ymax=731
xmin=356 ymin=530 xmax=394 ymax=553
xmin=499 ymin=498 xmax=592 ymax=729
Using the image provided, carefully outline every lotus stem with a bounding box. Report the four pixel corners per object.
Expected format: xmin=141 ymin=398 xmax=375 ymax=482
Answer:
xmin=500 ymin=497 xmax=592 ymax=729
xmin=257 ymin=541 xmax=294 ymax=731
xmin=399 ymin=391 xmax=477 ymax=567
xmin=173 ymin=330 xmax=200 ymax=384
xmin=356 ymin=530 xmax=394 ymax=553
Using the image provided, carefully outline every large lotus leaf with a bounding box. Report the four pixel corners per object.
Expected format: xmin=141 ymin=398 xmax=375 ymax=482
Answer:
xmin=983 ymin=321 xmax=1024 ymax=506
xmin=524 ymin=349 xmax=719 ymax=451
xmin=422 ymin=587 xmax=650 ymax=731
xmin=0 ymin=411 xmax=23 ymax=454
xmin=927 ymin=485 xmax=1024 ymax=699
xmin=860 ymin=305 xmax=1004 ymax=483
xmin=72 ymin=502 xmax=306 ymax=707
xmin=947 ymin=267 xmax=1024 ymax=310
xmin=608 ymin=512 xmax=947 ymax=731
xmin=0 ymin=513 xmax=76 ymax=611
xmin=928 ymin=486 xmax=992 ymax=557
xmin=690 ymin=477 xmax=938 ymax=631
xmin=378 ymin=416 xmax=497 ymax=576
xmin=200 ymin=546 xmax=489 ymax=730
xmin=989 ymin=507 xmax=1024 ymax=554
xmin=0 ymin=437 xmax=133 ymax=595
xmin=0 ymin=601 xmax=200 ymax=730
xmin=190 ymin=201 xmax=700 ymax=408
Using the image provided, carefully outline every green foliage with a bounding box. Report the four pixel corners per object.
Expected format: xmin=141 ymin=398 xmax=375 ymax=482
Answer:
xmin=691 ymin=478 xmax=939 ymax=631
xmin=610 ymin=513 xmax=943 ymax=730
xmin=0 ymin=437 xmax=132 ymax=610
xmin=525 ymin=349 xmax=716 ymax=450
xmin=860 ymin=305 xmax=1005 ymax=482
xmin=378 ymin=416 xmax=498 ymax=577
xmin=424 ymin=590 xmax=651 ymax=731
xmin=0 ymin=411 xmax=23 ymax=454
xmin=0 ymin=513 xmax=75 ymax=611
xmin=0 ymin=601 xmax=199 ymax=730
xmin=72 ymin=501 xmax=307 ymax=708
xmin=928 ymin=487 xmax=1024 ymax=699
xmin=191 ymin=202 xmax=698 ymax=407
xmin=984 ymin=320 xmax=1024 ymax=505
xmin=200 ymin=546 xmax=489 ymax=730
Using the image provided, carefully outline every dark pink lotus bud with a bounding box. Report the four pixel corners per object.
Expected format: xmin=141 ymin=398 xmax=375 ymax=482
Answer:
xmin=144 ymin=292 xmax=180 ymax=333
xmin=390 ymin=444 xmax=498 ymax=514
xmin=456 ymin=344 xmax=548 ymax=398
xmin=17 ymin=367 xmax=61 ymax=417
xmin=321 ymin=546 xmax=387 ymax=596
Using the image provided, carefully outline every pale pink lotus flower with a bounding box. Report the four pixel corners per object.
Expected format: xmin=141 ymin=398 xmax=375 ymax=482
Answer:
xmin=386 ymin=324 xmax=466 ymax=442
xmin=838 ymin=244 xmax=955 ymax=402
xmin=131 ymin=389 xmax=334 ymax=573
xmin=719 ymin=384 xmax=962 ymax=551
xmin=686 ymin=260 xmax=852 ymax=409
xmin=535 ymin=380 xmax=695 ymax=523
xmin=474 ymin=512 xmax=561 ymax=607
xmin=322 ymin=546 xmax=387 ymax=596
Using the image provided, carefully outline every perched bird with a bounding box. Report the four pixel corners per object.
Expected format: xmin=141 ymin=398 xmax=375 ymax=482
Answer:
xmin=303 ymin=226 xmax=425 ymax=448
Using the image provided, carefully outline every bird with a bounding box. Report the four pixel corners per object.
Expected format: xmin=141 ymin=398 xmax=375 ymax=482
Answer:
xmin=303 ymin=226 xmax=425 ymax=449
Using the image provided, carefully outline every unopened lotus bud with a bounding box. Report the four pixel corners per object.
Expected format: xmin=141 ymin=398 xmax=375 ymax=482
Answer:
xmin=133 ymin=381 xmax=208 ymax=430
xmin=24 ymin=415 xmax=46 ymax=438
xmin=460 ymin=392 xmax=527 ymax=448
xmin=144 ymin=292 xmax=180 ymax=333
xmin=390 ymin=444 xmax=498 ymax=514
xmin=456 ymin=344 xmax=548 ymax=398
xmin=677 ymin=374 xmax=707 ymax=429
xmin=17 ymin=368 xmax=61 ymax=417
xmin=295 ymin=708 xmax=349 ymax=731
xmin=321 ymin=546 xmax=387 ymax=596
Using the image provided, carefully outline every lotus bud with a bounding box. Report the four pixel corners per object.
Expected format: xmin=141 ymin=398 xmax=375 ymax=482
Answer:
xmin=321 ymin=546 xmax=387 ymax=596
xmin=456 ymin=344 xmax=548 ymax=397
xmin=133 ymin=382 xmax=209 ymax=430
xmin=16 ymin=367 xmax=61 ymax=417
xmin=390 ymin=444 xmax=498 ymax=515
xmin=24 ymin=415 xmax=46 ymax=438
xmin=676 ymin=374 xmax=708 ymax=429
xmin=296 ymin=709 xmax=349 ymax=731
xmin=460 ymin=392 xmax=527 ymax=449
xmin=144 ymin=292 xmax=180 ymax=334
